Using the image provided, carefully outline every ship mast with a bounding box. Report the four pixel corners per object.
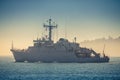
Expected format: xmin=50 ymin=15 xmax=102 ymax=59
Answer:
xmin=43 ymin=18 xmax=57 ymax=41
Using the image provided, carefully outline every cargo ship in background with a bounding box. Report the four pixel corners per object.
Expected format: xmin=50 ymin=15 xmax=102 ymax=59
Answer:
xmin=11 ymin=18 xmax=109 ymax=63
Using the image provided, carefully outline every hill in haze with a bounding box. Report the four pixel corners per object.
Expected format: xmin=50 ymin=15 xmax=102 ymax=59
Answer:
xmin=80 ymin=36 xmax=120 ymax=57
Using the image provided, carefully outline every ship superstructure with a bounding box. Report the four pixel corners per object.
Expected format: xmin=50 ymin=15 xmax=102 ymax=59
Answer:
xmin=11 ymin=19 xmax=109 ymax=63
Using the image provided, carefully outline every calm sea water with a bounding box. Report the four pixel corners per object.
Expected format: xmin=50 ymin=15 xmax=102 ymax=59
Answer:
xmin=0 ymin=57 xmax=120 ymax=80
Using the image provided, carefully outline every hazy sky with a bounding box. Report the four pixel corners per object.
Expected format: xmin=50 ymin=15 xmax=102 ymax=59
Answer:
xmin=0 ymin=0 xmax=120 ymax=56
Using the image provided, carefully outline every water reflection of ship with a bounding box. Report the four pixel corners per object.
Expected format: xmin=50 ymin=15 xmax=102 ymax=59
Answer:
xmin=11 ymin=18 xmax=109 ymax=63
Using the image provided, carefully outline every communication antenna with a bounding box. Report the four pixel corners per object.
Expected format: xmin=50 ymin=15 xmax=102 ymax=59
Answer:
xmin=64 ymin=20 xmax=67 ymax=39
xmin=65 ymin=25 xmax=67 ymax=39
xmin=74 ymin=37 xmax=76 ymax=43
xmin=103 ymin=44 xmax=106 ymax=57
xmin=37 ymin=33 xmax=39 ymax=40
xmin=56 ymin=26 xmax=58 ymax=42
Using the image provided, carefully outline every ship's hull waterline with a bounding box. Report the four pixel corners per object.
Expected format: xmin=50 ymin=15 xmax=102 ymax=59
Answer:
xmin=11 ymin=49 xmax=109 ymax=63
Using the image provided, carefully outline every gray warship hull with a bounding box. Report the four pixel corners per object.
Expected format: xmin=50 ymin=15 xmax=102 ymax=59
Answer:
xmin=11 ymin=47 xmax=109 ymax=63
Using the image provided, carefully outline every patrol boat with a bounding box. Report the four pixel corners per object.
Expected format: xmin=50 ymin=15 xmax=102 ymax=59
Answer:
xmin=11 ymin=19 xmax=109 ymax=63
